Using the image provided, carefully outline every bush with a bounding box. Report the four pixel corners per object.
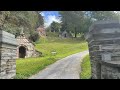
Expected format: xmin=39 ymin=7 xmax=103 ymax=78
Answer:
xmin=29 ymin=32 xmax=40 ymax=42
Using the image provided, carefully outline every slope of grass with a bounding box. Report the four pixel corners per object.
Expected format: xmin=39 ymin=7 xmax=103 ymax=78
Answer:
xmin=35 ymin=38 xmax=88 ymax=59
xmin=16 ymin=57 xmax=57 ymax=79
xmin=16 ymin=37 xmax=88 ymax=79
xmin=80 ymin=55 xmax=91 ymax=79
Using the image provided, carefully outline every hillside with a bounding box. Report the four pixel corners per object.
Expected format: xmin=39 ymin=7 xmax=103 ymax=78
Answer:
xmin=0 ymin=11 xmax=43 ymax=38
xmin=16 ymin=35 xmax=88 ymax=79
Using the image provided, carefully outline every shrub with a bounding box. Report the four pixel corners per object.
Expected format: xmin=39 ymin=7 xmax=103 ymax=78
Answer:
xmin=29 ymin=32 xmax=40 ymax=42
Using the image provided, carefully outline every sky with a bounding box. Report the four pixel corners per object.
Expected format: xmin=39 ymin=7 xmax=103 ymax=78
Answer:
xmin=40 ymin=11 xmax=61 ymax=28
xmin=40 ymin=11 xmax=120 ymax=28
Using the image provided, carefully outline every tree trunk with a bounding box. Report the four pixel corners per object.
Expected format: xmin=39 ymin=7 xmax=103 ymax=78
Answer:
xmin=75 ymin=33 xmax=77 ymax=38
xmin=74 ymin=27 xmax=77 ymax=38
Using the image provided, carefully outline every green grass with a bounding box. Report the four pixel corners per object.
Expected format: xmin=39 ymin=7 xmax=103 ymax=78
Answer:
xmin=80 ymin=55 xmax=91 ymax=79
xmin=16 ymin=57 xmax=57 ymax=79
xmin=16 ymin=36 xmax=88 ymax=79
xmin=35 ymin=38 xmax=88 ymax=59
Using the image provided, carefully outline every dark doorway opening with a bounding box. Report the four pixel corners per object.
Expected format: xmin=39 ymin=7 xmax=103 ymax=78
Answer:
xmin=64 ymin=34 xmax=67 ymax=37
xmin=19 ymin=46 xmax=26 ymax=58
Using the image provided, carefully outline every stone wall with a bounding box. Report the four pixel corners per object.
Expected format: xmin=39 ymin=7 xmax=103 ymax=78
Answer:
xmin=0 ymin=30 xmax=17 ymax=79
xmin=85 ymin=20 xmax=120 ymax=79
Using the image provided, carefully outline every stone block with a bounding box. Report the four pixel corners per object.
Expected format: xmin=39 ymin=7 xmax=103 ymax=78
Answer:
xmin=85 ymin=20 xmax=120 ymax=79
xmin=102 ymin=53 xmax=111 ymax=61
xmin=0 ymin=30 xmax=18 ymax=79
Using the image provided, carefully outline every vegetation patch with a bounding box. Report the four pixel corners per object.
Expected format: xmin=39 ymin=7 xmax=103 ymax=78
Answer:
xmin=16 ymin=37 xmax=88 ymax=79
xmin=80 ymin=54 xmax=91 ymax=79
xmin=15 ymin=57 xmax=56 ymax=79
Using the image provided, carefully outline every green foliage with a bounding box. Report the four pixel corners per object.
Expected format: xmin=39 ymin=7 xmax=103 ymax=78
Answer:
xmin=45 ymin=26 xmax=51 ymax=32
xmin=59 ymin=11 xmax=85 ymax=37
xmin=0 ymin=11 xmax=11 ymax=29
xmin=16 ymin=37 xmax=88 ymax=79
xmin=59 ymin=11 xmax=120 ymax=36
xmin=88 ymin=11 xmax=119 ymax=21
xmin=46 ymin=32 xmax=59 ymax=37
xmin=29 ymin=32 xmax=40 ymax=42
xmin=0 ymin=11 xmax=44 ymax=41
xmin=50 ymin=21 xmax=61 ymax=32
xmin=80 ymin=55 xmax=91 ymax=79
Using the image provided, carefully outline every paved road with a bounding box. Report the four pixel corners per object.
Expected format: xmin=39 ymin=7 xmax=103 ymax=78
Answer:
xmin=29 ymin=50 xmax=89 ymax=79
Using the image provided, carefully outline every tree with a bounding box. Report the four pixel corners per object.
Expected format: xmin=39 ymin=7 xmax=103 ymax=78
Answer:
xmin=0 ymin=11 xmax=44 ymax=42
xmin=50 ymin=21 xmax=61 ymax=32
xmin=59 ymin=11 xmax=84 ymax=38
xmin=59 ymin=11 xmax=120 ymax=38
xmin=83 ymin=11 xmax=120 ymax=33
xmin=89 ymin=11 xmax=119 ymax=21
xmin=29 ymin=32 xmax=39 ymax=42
xmin=45 ymin=26 xmax=51 ymax=32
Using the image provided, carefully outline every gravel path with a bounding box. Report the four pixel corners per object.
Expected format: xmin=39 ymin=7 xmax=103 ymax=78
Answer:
xmin=29 ymin=50 xmax=89 ymax=79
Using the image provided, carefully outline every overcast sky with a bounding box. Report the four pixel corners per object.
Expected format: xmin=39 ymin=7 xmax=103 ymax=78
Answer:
xmin=41 ymin=11 xmax=61 ymax=28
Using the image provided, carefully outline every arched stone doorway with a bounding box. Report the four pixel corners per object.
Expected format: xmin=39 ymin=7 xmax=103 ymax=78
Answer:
xmin=19 ymin=46 xmax=26 ymax=58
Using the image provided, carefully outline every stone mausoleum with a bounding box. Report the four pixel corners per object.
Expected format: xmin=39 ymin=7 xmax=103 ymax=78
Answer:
xmin=0 ymin=29 xmax=41 ymax=79
xmin=16 ymin=30 xmax=40 ymax=58
xmin=59 ymin=30 xmax=72 ymax=38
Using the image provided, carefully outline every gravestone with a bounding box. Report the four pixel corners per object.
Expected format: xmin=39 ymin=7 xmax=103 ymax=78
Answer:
xmin=85 ymin=20 xmax=120 ymax=79
xmin=0 ymin=30 xmax=18 ymax=79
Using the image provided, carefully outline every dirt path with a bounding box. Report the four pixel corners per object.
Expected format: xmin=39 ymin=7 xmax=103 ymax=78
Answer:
xmin=29 ymin=50 xmax=89 ymax=79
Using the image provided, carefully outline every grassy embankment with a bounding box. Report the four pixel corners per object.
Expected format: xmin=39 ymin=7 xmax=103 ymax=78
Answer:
xmin=80 ymin=55 xmax=91 ymax=79
xmin=16 ymin=32 xmax=88 ymax=79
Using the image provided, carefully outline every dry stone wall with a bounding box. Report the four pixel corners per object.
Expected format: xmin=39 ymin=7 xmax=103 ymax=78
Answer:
xmin=85 ymin=20 xmax=120 ymax=79
xmin=0 ymin=30 xmax=17 ymax=79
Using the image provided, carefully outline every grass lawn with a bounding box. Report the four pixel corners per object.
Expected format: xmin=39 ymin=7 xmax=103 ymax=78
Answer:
xmin=16 ymin=37 xmax=88 ymax=79
xmin=80 ymin=54 xmax=91 ymax=79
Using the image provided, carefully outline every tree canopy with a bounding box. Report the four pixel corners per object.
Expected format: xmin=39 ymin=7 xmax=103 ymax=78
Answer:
xmin=59 ymin=11 xmax=120 ymax=38
xmin=0 ymin=11 xmax=44 ymax=42
xmin=50 ymin=21 xmax=61 ymax=32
